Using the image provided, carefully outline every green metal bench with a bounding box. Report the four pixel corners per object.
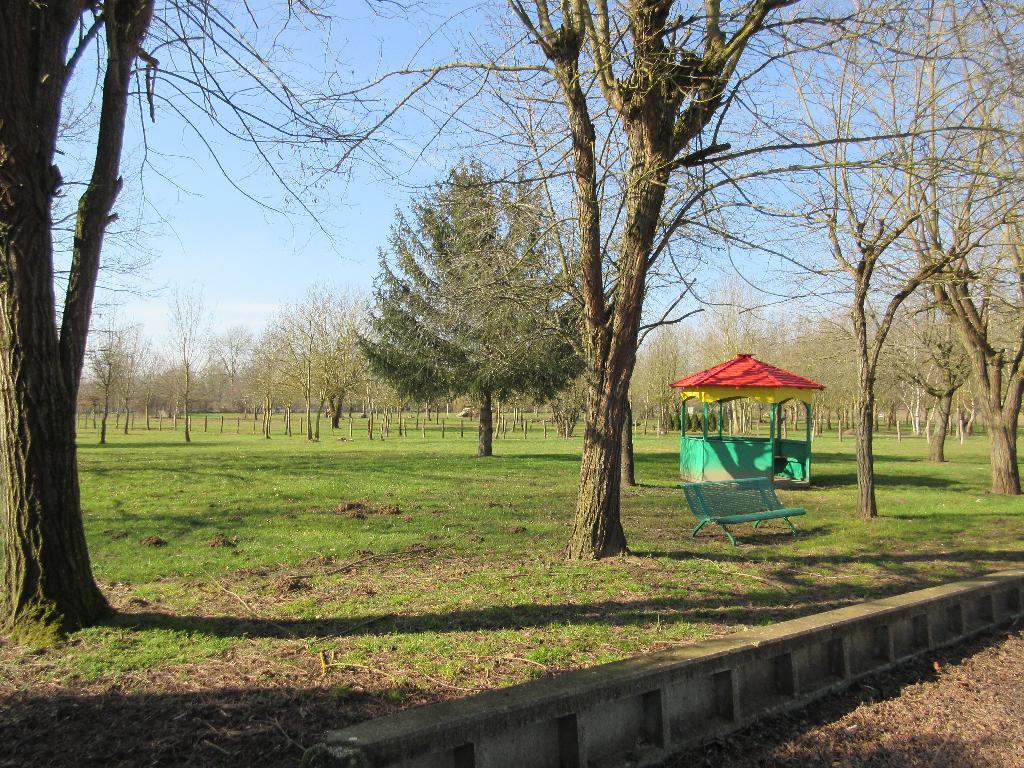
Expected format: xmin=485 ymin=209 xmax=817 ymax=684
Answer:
xmin=680 ymin=477 xmax=806 ymax=546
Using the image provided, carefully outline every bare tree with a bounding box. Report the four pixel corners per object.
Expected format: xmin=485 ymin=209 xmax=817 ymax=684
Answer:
xmin=86 ymin=317 xmax=126 ymax=446
xmin=903 ymin=3 xmax=1023 ymax=492
xmin=169 ymin=290 xmax=207 ymax=444
xmin=935 ymin=224 xmax=1024 ymax=492
xmin=786 ymin=5 xmax=979 ymax=518
xmin=501 ymin=0 xmax=806 ymax=558
xmin=138 ymin=348 xmax=162 ymax=430
xmin=247 ymin=332 xmax=284 ymax=440
xmin=892 ymin=305 xmax=971 ymax=462
xmin=275 ymin=299 xmax=319 ymax=441
xmin=310 ymin=291 xmax=366 ymax=440
xmin=0 ymin=0 xmax=155 ymax=640
xmin=209 ymin=326 xmax=254 ymax=413
xmin=117 ymin=326 xmax=146 ymax=435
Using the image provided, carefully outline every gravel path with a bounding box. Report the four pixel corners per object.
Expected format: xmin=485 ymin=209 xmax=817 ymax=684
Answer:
xmin=669 ymin=623 xmax=1024 ymax=768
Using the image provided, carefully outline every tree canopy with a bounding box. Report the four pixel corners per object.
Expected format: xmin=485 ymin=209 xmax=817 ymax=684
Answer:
xmin=361 ymin=164 xmax=581 ymax=455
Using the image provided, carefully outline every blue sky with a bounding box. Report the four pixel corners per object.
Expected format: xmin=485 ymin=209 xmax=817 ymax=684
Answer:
xmin=90 ymin=2 xmax=487 ymax=338
xmin=70 ymin=1 xmax=834 ymax=341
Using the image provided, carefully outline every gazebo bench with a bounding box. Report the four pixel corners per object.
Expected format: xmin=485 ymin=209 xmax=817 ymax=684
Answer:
xmin=679 ymin=477 xmax=805 ymax=546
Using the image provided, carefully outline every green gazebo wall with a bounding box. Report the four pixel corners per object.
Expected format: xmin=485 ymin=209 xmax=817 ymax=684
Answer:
xmin=679 ymin=436 xmax=811 ymax=483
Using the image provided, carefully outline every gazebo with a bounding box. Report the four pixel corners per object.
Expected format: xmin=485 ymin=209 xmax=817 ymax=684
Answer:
xmin=670 ymin=353 xmax=824 ymax=486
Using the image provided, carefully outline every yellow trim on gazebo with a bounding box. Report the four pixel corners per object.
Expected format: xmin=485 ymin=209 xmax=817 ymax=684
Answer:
xmin=678 ymin=386 xmax=817 ymax=405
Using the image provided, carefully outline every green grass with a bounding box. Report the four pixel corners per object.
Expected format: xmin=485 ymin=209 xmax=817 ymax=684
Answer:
xmin=4 ymin=417 xmax=1022 ymax=702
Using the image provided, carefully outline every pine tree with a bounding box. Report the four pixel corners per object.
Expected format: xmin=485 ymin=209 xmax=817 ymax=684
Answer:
xmin=361 ymin=164 xmax=581 ymax=456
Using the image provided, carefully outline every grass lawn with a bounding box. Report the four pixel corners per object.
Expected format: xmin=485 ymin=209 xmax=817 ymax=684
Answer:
xmin=1 ymin=419 xmax=1021 ymax=766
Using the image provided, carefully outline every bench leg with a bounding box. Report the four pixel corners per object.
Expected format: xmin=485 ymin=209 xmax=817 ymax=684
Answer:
xmin=716 ymin=523 xmax=737 ymax=547
xmin=752 ymin=519 xmax=762 ymax=529
xmin=783 ymin=517 xmax=799 ymax=538
xmin=691 ymin=519 xmax=710 ymax=539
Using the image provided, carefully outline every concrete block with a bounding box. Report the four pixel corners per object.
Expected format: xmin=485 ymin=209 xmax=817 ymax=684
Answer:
xmin=305 ymin=569 xmax=1024 ymax=768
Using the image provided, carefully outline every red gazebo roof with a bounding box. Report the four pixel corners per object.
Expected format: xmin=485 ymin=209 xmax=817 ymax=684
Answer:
xmin=670 ymin=353 xmax=824 ymax=390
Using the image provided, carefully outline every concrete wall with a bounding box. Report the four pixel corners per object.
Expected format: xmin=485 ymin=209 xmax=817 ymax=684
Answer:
xmin=303 ymin=570 xmax=1024 ymax=768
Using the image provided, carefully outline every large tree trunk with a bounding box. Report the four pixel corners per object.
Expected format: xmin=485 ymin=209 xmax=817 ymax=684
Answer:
xmin=566 ymin=160 xmax=660 ymax=558
xmin=936 ymin=280 xmax=1022 ymax=494
xmin=331 ymin=398 xmax=343 ymax=429
xmin=988 ymin=414 xmax=1020 ymax=495
xmin=0 ymin=344 xmax=107 ymax=642
xmin=621 ymin=401 xmax=636 ymax=487
xmin=478 ymin=390 xmax=493 ymax=457
xmin=568 ymin=377 xmax=630 ymax=559
xmin=929 ymin=391 xmax=954 ymax=463
xmin=0 ymin=0 xmax=153 ymax=639
xmin=0 ymin=164 xmax=110 ymax=638
xmin=564 ymin=192 xmax=663 ymax=555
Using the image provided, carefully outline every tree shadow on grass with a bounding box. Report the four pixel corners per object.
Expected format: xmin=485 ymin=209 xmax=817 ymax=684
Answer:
xmin=811 ymin=450 xmax=923 ymax=464
xmin=106 ymin=548 xmax=1023 ymax=642
xmin=810 ymin=470 xmax=964 ymax=490
xmin=107 ymin=590 xmax=857 ymax=641
xmin=490 ymin=453 xmax=583 ymax=463
xmin=639 ymin=547 xmax=1024 ymax=570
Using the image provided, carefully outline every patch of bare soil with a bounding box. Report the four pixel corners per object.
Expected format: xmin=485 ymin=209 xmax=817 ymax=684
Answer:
xmin=669 ymin=623 xmax=1024 ymax=768
xmin=138 ymin=535 xmax=167 ymax=547
xmin=333 ymin=500 xmax=401 ymax=519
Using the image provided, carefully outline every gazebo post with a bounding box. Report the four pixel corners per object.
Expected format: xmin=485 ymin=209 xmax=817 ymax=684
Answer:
xmin=717 ymin=401 xmax=723 ymax=439
xmin=702 ymin=402 xmax=709 ymax=440
xmin=769 ymin=402 xmax=778 ymax=482
xmin=804 ymin=401 xmax=813 ymax=480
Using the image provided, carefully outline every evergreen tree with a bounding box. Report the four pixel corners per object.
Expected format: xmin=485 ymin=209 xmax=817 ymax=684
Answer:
xmin=361 ymin=165 xmax=580 ymax=456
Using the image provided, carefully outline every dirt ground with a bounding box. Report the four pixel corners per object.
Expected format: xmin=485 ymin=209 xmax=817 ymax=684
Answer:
xmin=670 ymin=622 xmax=1024 ymax=768
xmin=2 ymin=624 xmax=1021 ymax=767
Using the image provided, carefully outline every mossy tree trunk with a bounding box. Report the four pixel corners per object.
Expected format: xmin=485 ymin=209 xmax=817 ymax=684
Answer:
xmin=1 ymin=0 xmax=153 ymax=639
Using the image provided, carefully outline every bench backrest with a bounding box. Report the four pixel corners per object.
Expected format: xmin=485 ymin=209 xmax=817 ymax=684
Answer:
xmin=682 ymin=477 xmax=783 ymax=519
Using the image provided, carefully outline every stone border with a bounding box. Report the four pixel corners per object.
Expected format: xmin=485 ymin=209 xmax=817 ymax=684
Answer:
xmin=303 ymin=569 xmax=1024 ymax=768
